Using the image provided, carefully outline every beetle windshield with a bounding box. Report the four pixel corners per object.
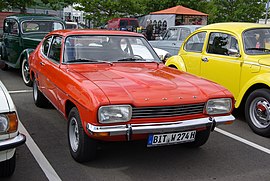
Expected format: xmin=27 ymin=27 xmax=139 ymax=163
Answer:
xmin=64 ymin=35 xmax=161 ymax=63
xmin=243 ymin=28 xmax=270 ymax=55
xmin=21 ymin=21 xmax=64 ymax=34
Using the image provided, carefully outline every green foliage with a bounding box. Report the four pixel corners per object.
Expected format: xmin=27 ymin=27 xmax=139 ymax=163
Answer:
xmin=207 ymin=0 xmax=267 ymax=23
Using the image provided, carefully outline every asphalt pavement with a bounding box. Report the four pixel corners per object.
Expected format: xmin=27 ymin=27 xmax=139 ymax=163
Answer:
xmin=0 ymin=68 xmax=270 ymax=181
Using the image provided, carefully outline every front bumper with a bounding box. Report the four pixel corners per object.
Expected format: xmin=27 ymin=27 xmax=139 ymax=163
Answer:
xmin=0 ymin=133 xmax=26 ymax=151
xmin=87 ymin=115 xmax=235 ymax=140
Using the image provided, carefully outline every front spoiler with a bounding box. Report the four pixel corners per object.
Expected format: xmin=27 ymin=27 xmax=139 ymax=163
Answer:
xmin=87 ymin=115 xmax=235 ymax=140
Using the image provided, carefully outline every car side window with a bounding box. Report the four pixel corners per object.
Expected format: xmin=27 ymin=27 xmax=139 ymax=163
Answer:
xmin=184 ymin=32 xmax=206 ymax=52
xmin=207 ymin=32 xmax=239 ymax=56
xmin=163 ymin=28 xmax=179 ymax=40
xmin=4 ymin=19 xmax=19 ymax=35
xmin=48 ymin=36 xmax=62 ymax=63
xmin=42 ymin=37 xmax=52 ymax=56
xmin=179 ymin=28 xmax=191 ymax=41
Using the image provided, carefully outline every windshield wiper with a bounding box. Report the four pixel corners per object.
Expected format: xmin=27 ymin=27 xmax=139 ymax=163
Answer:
xmin=67 ymin=58 xmax=113 ymax=64
xmin=115 ymin=57 xmax=145 ymax=62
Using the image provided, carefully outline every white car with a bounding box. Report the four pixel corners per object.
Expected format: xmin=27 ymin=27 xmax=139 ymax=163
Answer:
xmin=0 ymin=62 xmax=26 ymax=177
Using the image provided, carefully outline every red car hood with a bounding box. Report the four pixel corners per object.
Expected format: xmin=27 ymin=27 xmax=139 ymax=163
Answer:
xmin=70 ymin=63 xmax=229 ymax=106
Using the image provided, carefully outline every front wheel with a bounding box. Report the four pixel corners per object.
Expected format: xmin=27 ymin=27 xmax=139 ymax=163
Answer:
xmin=68 ymin=107 xmax=97 ymax=163
xmin=0 ymin=152 xmax=16 ymax=177
xmin=245 ymin=89 xmax=270 ymax=137
xmin=21 ymin=58 xmax=32 ymax=86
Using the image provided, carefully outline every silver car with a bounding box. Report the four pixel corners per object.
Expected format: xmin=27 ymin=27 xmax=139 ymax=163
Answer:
xmin=0 ymin=61 xmax=26 ymax=177
xmin=149 ymin=25 xmax=204 ymax=55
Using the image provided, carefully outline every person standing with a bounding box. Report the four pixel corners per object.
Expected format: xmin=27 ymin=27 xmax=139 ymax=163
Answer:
xmin=146 ymin=19 xmax=153 ymax=40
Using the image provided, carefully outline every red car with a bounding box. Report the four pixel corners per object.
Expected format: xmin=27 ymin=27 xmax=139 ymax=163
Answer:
xmin=29 ymin=29 xmax=235 ymax=163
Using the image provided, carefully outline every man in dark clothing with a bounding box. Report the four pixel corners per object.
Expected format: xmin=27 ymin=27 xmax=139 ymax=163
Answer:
xmin=146 ymin=19 xmax=153 ymax=40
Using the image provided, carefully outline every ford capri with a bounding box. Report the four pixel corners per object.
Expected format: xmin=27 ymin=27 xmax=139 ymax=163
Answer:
xmin=29 ymin=30 xmax=235 ymax=162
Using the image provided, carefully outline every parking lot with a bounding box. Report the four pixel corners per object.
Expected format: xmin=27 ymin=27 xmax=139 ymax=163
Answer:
xmin=1 ymin=68 xmax=270 ymax=181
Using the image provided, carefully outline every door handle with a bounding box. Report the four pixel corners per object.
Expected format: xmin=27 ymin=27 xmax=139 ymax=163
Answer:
xmin=172 ymin=43 xmax=176 ymax=46
xmin=202 ymin=57 xmax=209 ymax=62
xmin=40 ymin=62 xmax=45 ymax=66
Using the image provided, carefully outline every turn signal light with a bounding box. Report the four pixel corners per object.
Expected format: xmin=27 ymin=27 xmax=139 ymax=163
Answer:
xmin=93 ymin=132 xmax=110 ymax=137
xmin=8 ymin=113 xmax=18 ymax=133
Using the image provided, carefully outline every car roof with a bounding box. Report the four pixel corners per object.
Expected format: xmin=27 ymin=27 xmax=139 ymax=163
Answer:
xmin=6 ymin=13 xmax=64 ymax=22
xmin=199 ymin=22 xmax=270 ymax=34
xmin=49 ymin=29 xmax=145 ymax=37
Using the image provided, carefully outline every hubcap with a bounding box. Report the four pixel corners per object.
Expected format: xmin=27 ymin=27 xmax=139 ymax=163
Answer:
xmin=250 ymin=97 xmax=270 ymax=128
xmin=22 ymin=59 xmax=30 ymax=83
xmin=69 ymin=117 xmax=79 ymax=152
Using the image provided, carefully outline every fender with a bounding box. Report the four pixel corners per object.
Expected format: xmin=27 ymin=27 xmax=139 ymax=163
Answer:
xmin=14 ymin=48 xmax=35 ymax=68
xmin=235 ymin=73 xmax=270 ymax=108
xmin=165 ymin=55 xmax=187 ymax=72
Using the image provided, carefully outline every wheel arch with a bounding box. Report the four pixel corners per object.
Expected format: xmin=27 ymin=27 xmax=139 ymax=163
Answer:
xmin=165 ymin=55 xmax=187 ymax=72
xmin=65 ymin=100 xmax=77 ymax=119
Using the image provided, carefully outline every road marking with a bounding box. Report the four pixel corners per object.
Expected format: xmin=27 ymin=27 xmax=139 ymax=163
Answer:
xmin=9 ymin=90 xmax=32 ymax=94
xmin=215 ymin=128 xmax=270 ymax=155
xmin=18 ymin=121 xmax=62 ymax=181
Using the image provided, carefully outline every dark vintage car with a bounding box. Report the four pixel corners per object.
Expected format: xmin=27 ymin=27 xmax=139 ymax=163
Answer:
xmin=0 ymin=14 xmax=65 ymax=86
xmin=29 ymin=29 xmax=235 ymax=162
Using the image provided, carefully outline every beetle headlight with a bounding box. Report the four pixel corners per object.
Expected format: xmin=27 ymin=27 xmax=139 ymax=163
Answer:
xmin=98 ymin=105 xmax=132 ymax=123
xmin=0 ymin=114 xmax=9 ymax=133
xmin=206 ymin=98 xmax=232 ymax=115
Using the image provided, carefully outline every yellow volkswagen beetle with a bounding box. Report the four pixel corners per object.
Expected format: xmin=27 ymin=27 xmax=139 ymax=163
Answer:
xmin=165 ymin=22 xmax=270 ymax=137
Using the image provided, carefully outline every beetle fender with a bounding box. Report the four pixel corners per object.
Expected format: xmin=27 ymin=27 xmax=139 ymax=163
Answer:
xmin=235 ymin=73 xmax=270 ymax=108
xmin=165 ymin=55 xmax=187 ymax=72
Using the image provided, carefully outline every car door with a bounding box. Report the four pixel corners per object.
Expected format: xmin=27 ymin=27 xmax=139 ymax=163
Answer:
xmin=3 ymin=18 xmax=20 ymax=64
xmin=38 ymin=35 xmax=63 ymax=108
xmin=180 ymin=31 xmax=207 ymax=75
xmin=157 ymin=27 xmax=180 ymax=55
xmin=200 ymin=32 xmax=242 ymax=97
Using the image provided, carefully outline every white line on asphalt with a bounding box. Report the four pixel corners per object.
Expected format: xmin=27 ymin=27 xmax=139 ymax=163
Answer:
xmin=18 ymin=121 xmax=62 ymax=181
xmin=9 ymin=90 xmax=32 ymax=94
xmin=215 ymin=128 xmax=270 ymax=155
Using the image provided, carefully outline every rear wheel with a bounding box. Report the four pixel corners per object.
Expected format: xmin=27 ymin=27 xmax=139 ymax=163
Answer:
xmin=184 ymin=128 xmax=211 ymax=148
xmin=0 ymin=153 xmax=16 ymax=177
xmin=33 ymin=77 xmax=49 ymax=108
xmin=245 ymin=89 xmax=270 ymax=137
xmin=21 ymin=58 xmax=32 ymax=86
xmin=68 ymin=107 xmax=97 ymax=163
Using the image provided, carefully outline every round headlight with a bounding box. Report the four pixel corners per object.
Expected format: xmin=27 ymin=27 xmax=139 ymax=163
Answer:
xmin=0 ymin=114 xmax=9 ymax=133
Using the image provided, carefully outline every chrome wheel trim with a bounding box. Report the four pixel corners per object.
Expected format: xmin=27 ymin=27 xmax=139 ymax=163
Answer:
xmin=69 ymin=117 xmax=79 ymax=152
xmin=22 ymin=59 xmax=30 ymax=84
xmin=249 ymin=97 xmax=270 ymax=129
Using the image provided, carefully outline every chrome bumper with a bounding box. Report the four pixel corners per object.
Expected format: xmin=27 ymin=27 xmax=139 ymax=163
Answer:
xmin=87 ymin=115 xmax=235 ymax=140
xmin=0 ymin=133 xmax=26 ymax=151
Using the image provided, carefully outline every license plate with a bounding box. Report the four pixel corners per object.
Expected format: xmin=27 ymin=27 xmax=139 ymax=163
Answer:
xmin=147 ymin=130 xmax=196 ymax=147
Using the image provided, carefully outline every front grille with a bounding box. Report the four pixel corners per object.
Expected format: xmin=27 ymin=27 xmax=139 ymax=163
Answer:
xmin=132 ymin=103 xmax=205 ymax=119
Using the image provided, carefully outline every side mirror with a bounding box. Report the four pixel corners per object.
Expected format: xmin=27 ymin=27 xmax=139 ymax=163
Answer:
xmin=228 ymin=48 xmax=241 ymax=57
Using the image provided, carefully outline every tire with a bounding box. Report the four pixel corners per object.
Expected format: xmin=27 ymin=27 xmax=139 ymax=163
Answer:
xmin=0 ymin=152 xmax=16 ymax=177
xmin=245 ymin=89 xmax=270 ymax=137
xmin=184 ymin=127 xmax=211 ymax=148
xmin=21 ymin=58 xmax=33 ymax=86
xmin=68 ymin=107 xmax=97 ymax=163
xmin=33 ymin=77 xmax=49 ymax=108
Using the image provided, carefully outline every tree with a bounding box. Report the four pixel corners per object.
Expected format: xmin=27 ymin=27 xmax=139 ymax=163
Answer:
xmin=41 ymin=0 xmax=74 ymax=10
xmin=75 ymin=0 xmax=143 ymax=26
xmin=207 ymin=0 xmax=267 ymax=23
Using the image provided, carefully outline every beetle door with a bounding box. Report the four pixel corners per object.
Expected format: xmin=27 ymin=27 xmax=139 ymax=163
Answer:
xmin=200 ymin=32 xmax=242 ymax=97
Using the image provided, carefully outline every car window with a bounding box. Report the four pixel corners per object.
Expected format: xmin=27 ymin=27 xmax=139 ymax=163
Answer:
xmin=243 ymin=28 xmax=270 ymax=55
xmin=22 ymin=21 xmax=64 ymax=33
xmin=42 ymin=37 xmax=52 ymax=56
xmin=163 ymin=28 xmax=179 ymax=40
xmin=184 ymin=32 xmax=206 ymax=52
xmin=48 ymin=36 xmax=62 ymax=63
xmin=4 ymin=19 xmax=19 ymax=35
xmin=207 ymin=32 xmax=239 ymax=56
xmin=179 ymin=28 xmax=191 ymax=41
